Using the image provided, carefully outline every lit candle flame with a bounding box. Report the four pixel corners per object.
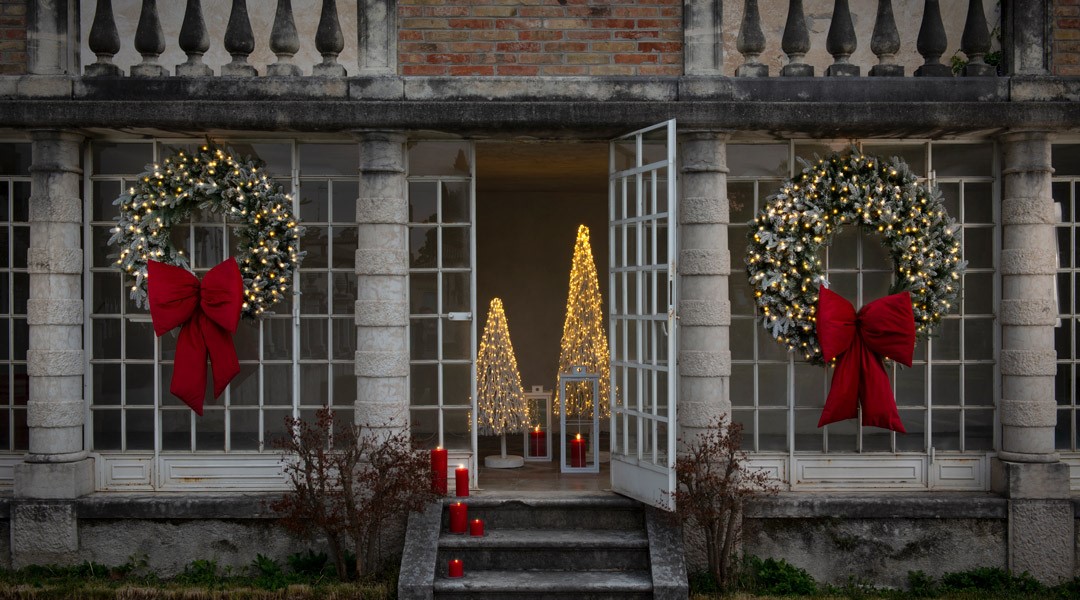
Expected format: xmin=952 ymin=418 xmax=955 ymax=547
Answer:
xmin=535 ymin=425 xmax=541 ymax=433
xmin=575 ymin=433 xmax=582 ymax=441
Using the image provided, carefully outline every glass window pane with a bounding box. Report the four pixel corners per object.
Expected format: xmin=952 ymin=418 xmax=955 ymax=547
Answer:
xmin=410 ymin=318 xmax=437 ymax=360
xmin=931 ymin=319 xmax=961 ymax=360
xmin=300 ymin=318 xmax=328 ymax=360
xmin=332 ymin=180 xmax=358 ymax=223
xmin=230 ymin=410 xmax=261 ymax=451
xmin=964 ymin=272 xmax=994 ymax=315
xmin=409 ymin=409 xmax=439 ymax=446
xmin=730 ymin=319 xmax=755 ymax=360
xmin=963 ymin=228 xmax=994 ymax=269
xmin=443 ymin=364 xmax=472 ymax=406
xmin=794 ymin=409 xmax=821 ymax=452
xmin=264 ymin=318 xmax=292 ymax=360
xmin=931 ymin=409 xmax=961 ymax=451
xmin=442 ymin=182 xmax=469 ymax=223
xmin=331 ymin=226 xmax=357 ymax=269
xmin=93 ymin=410 xmax=122 ymax=450
xmin=442 ymin=409 xmax=471 ymax=450
xmin=332 ymin=363 xmax=354 ymax=407
xmin=93 ymin=319 xmax=121 ymax=359
xmin=93 ymin=142 xmax=152 ymax=175
xmin=939 ymin=182 xmax=960 ymax=218
xmin=895 ymin=364 xmax=926 ymax=406
xmin=299 ymin=180 xmax=329 ymax=222
xmin=758 ymin=364 xmax=788 ymax=407
xmin=732 ymin=409 xmax=754 ymax=450
xmin=263 ymin=366 xmax=293 ymax=405
xmin=410 ymin=227 xmax=438 ymax=268
xmin=727 ymin=145 xmax=788 ymax=178
xmin=932 ymin=364 xmax=961 ymax=405
xmin=964 ymin=182 xmax=994 ymax=224
xmin=442 ymin=319 xmax=470 ymax=360
xmin=299 ymin=143 xmax=358 ymax=177
xmin=126 ymin=364 xmax=155 ymax=405
xmin=230 ymin=364 xmax=260 ymax=406
xmin=758 ymin=410 xmax=787 ymax=451
xmin=126 ymin=409 xmax=155 ymax=450
xmin=301 ymin=227 xmax=329 ymax=268
xmin=411 ymin=364 xmax=438 ymax=407
xmin=826 ymin=419 xmax=857 ymax=453
xmin=12 ymin=318 xmax=25 ymax=360
xmin=932 ymin=143 xmax=993 ymax=177
xmin=195 ymin=409 xmax=225 ymax=451
xmin=92 ymin=364 xmax=122 ymax=405
xmin=897 ymin=409 xmax=926 ymax=452
xmin=965 ymin=409 xmax=994 ymax=451
xmin=794 ymin=363 xmax=824 ymax=407
xmin=1052 ymin=144 xmax=1080 ymax=176
xmin=731 ymin=364 xmax=754 ymax=406
xmin=0 ymin=143 xmax=31 ymax=176
xmin=93 ymin=180 xmax=122 ymax=221
xmin=964 ymin=319 xmax=994 ymax=361
xmin=126 ymin=320 xmax=155 ymax=360
xmin=300 ymin=272 xmax=328 ymax=313
xmin=162 ymin=410 xmax=191 ymax=451
xmin=862 ymin=143 xmax=927 ymax=177
xmin=442 ymin=227 xmax=470 ymax=268
xmin=300 ymin=364 xmax=329 ymax=401
xmin=964 ymin=364 xmax=995 ymax=406
xmin=332 ymin=272 xmax=355 ymax=314
xmin=11 ymin=225 xmax=27 ymax=269
xmin=332 ymin=317 xmax=355 ymax=360
xmin=234 ymin=143 xmax=292 ymax=176
xmin=408 ymin=142 xmax=470 ymax=177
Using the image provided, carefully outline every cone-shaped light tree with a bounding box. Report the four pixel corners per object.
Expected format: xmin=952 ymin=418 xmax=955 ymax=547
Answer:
xmin=556 ymin=225 xmax=611 ymax=419
xmin=476 ymin=298 xmax=529 ymax=461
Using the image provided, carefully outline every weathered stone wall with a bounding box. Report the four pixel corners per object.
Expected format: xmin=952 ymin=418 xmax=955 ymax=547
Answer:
xmin=1056 ymin=0 xmax=1080 ymax=75
xmin=0 ymin=0 xmax=25 ymax=75
xmin=397 ymin=0 xmax=683 ymax=76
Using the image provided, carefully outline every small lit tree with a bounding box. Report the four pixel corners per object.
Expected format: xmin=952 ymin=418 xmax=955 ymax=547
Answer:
xmin=556 ymin=225 xmax=611 ymax=418
xmin=476 ymin=298 xmax=529 ymax=464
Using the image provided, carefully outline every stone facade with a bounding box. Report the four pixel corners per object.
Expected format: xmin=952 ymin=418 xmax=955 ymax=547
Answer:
xmin=0 ymin=0 xmax=1077 ymax=587
xmin=0 ymin=0 xmax=25 ymax=75
xmin=1057 ymin=0 xmax=1080 ymax=75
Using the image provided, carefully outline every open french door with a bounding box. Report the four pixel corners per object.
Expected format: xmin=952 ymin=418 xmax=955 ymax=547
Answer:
xmin=608 ymin=120 xmax=678 ymax=510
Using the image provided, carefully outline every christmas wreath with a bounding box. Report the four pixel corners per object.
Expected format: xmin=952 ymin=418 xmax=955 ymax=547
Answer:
xmin=109 ymin=142 xmax=304 ymax=320
xmin=745 ymin=150 xmax=966 ymax=366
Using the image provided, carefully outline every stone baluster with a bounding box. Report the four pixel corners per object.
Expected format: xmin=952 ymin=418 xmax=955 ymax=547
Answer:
xmin=961 ymin=0 xmax=995 ymax=76
xmin=825 ymin=0 xmax=859 ymax=76
xmin=996 ymin=131 xmax=1073 ymax=582
xmin=176 ymin=0 xmax=213 ymax=76
xmin=358 ymin=0 xmax=397 ymax=75
xmin=355 ymin=131 xmax=409 ymax=442
xmin=314 ymin=0 xmax=347 ymax=76
xmin=781 ymin=0 xmax=813 ymax=77
xmin=85 ymin=0 xmax=123 ymax=77
xmin=736 ymin=0 xmax=767 ymax=77
xmin=268 ymin=0 xmax=302 ymax=76
xmin=684 ymin=0 xmax=722 ymax=75
xmin=131 ymin=0 xmax=168 ymax=77
xmin=678 ymin=131 xmax=732 ymax=442
xmin=869 ymin=0 xmax=902 ymax=76
xmin=915 ymin=0 xmax=952 ymax=76
xmin=222 ymin=0 xmax=257 ymax=77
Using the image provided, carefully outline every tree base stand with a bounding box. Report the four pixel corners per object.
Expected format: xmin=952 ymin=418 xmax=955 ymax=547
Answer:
xmin=484 ymin=455 xmax=524 ymax=468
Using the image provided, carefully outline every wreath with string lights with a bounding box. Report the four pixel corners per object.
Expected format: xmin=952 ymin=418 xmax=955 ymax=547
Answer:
xmin=109 ymin=142 xmax=304 ymax=320
xmin=745 ymin=150 xmax=966 ymax=366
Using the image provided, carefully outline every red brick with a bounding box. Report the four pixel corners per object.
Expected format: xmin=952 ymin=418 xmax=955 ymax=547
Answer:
xmin=590 ymin=65 xmax=635 ymax=75
xmin=636 ymin=19 xmax=680 ymax=29
xmin=518 ymin=30 xmax=564 ymax=41
xmin=403 ymin=65 xmax=448 ymax=75
xmin=427 ymin=53 xmax=471 ymax=64
xmin=398 ymin=53 xmax=428 ymax=64
xmin=473 ymin=6 xmax=517 ymax=17
xmin=0 ymin=15 xmax=23 ymax=26
xmin=1058 ymin=17 xmax=1080 ymax=27
xmin=567 ymin=30 xmax=611 ymax=40
xmin=614 ymin=53 xmax=658 ymax=64
xmin=449 ymin=42 xmax=495 ymax=52
xmin=402 ymin=18 xmax=449 ymax=28
xmin=615 ymin=30 xmax=659 ymax=40
xmin=496 ymin=41 xmax=541 ymax=52
xmin=3 ymin=4 xmax=26 ymax=17
xmin=400 ymin=42 xmax=444 ymax=53
xmin=659 ymin=7 xmax=680 ymax=17
xmin=544 ymin=18 xmax=589 ymax=29
xmin=1057 ymin=5 xmax=1080 ymax=16
xmin=3 ymin=27 xmax=23 ymax=40
xmin=566 ymin=53 xmax=609 ymax=65
xmin=496 ymin=18 xmax=544 ymax=29
xmin=496 ymin=65 xmax=539 ymax=75
xmin=399 ymin=30 xmax=424 ymax=41
xmin=515 ymin=53 xmax=562 ymax=64
xmin=542 ymin=65 xmax=589 ymax=75
xmin=400 ymin=6 xmax=422 ymax=17
xmin=449 ymin=18 xmax=494 ymax=29
xmin=567 ymin=6 xmax=613 ymax=18
xmin=0 ymin=37 xmax=21 ymax=49
xmin=591 ymin=19 xmax=635 ymax=29
xmin=592 ymin=41 xmax=637 ymax=52
xmin=0 ymin=63 xmax=23 ymax=75
xmin=450 ymin=65 xmax=495 ymax=75
xmin=425 ymin=30 xmax=471 ymax=41
xmin=428 ymin=6 xmax=471 ymax=17
xmin=543 ymin=41 xmax=588 ymax=52
xmin=638 ymin=41 xmax=681 ymax=53
xmin=611 ymin=7 xmax=659 ymax=18
xmin=469 ymin=30 xmax=518 ymax=41
xmin=518 ymin=6 xmax=567 ymax=18
xmin=1056 ymin=64 xmax=1080 ymax=75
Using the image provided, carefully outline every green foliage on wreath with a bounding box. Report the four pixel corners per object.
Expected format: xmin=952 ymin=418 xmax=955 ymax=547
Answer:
xmin=109 ymin=142 xmax=304 ymax=321
xmin=745 ymin=150 xmax=966 ymax=365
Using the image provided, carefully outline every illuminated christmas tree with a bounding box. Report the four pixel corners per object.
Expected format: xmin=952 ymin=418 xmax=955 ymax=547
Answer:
xmin=556 ymin=225 xmax=611 ymax=419
xmin=476 ymin=297 xmax=528 ymax=467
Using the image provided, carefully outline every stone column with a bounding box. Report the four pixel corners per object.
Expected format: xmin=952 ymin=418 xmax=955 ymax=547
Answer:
xmin=27 ymin=0 xmax=76 ymax=75
xmin=12 ymin=130 xmax=93 ymax=567
xmin=354 ymin=131 xmax=409 ymax=441
xmin=684 ymin=0 xmax=722 ymax=76
xmin=994 ymin=130 xmax=1074 ymax=583
xmin=678 ymin=132 xmax=731 ymax=441
xmin=358 ymin=0 xmax=397 ymax=75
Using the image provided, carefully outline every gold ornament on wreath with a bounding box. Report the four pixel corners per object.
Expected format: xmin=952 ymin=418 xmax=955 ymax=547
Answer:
xmin=745 ymin=149 xmax=966 ymax=365
xmin=109 ymin=141 xmax=305 ymax=320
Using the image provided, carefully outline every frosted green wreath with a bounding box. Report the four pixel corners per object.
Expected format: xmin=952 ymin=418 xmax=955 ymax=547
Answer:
xmin=745 ymin=150 xmax=966 ymax=365
xmin=109 ymin=142 xmax=304 ymax=320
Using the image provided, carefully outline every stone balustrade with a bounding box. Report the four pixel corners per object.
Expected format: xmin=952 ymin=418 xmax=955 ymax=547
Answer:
xmin=78 ymin=0 xmax=1002 ymax=79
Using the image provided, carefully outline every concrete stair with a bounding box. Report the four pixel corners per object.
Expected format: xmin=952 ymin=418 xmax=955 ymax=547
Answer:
xmin=399 ymin=491 xmax=687 ymax=600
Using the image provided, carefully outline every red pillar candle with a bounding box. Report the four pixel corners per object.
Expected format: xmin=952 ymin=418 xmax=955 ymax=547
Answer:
xmin=430 ymin=446 xmax=448 ymax=495
xmin=570 ymin=433 xmax=587 ymax=468
xmin=448 ymin=559 xmax=464 ymax=578
xmin=449 ymin=502 xmax=467 ymax=534
xmin=469 ymin=518 xmax=485 ymax=537
xmin=455 ymin=465 xmax=469 ymax=497
xmin=529 ymin=426 xmax=546 ymax=457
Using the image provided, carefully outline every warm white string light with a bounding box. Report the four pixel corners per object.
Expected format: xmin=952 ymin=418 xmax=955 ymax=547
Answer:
xmin=476 ymin=298 xmax=529 ymax=438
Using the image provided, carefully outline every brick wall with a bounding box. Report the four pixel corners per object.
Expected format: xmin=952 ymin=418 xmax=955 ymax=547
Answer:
xmin=0 ymin=0 xmax=25 ymax=75
xmin=398 ymin=0 xmax=682 ymax=76
xmin=1055 ymin=0 xmax=1080 ymax=75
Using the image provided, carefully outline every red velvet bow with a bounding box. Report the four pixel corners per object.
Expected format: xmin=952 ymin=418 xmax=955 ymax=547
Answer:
xmin=147 ymin=259 xmax=243 ymax=416
xmin=815 ymin=287 xmax=915 ymax=433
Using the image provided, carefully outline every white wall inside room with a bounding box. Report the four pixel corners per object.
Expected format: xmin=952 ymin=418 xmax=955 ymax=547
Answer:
xmin=475 ymin=142 xmax=608 ymax=393
xmin=80 ymin=1 xmax=360 ymax=75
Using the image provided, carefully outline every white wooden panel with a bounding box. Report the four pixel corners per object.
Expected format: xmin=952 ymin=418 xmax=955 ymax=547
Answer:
xmin=97 ymin=455 xmax=155 ymax=490
xmin=745 ymin=456 xmax=787 ymax=487
xmin=1062 ymin=455 xmax=1080 ymax=491
xmin=0 ymin=455 xmax=22 ymax=488
xmin=930 ymin=456 xmax=988 ymax=490
xmin=159 ymin=456 xmax=288 ymax=491
xmin=793 ymin=456 xmax=925 ymax=490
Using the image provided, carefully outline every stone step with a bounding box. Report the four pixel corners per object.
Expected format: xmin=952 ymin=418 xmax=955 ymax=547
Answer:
xmin=432 ymin=569 xmax=653 ymax=600
xmin=437 ymin=528 xmax=649 ymax=571
xmin=441 ymin=494 xmax=644 ymax=531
